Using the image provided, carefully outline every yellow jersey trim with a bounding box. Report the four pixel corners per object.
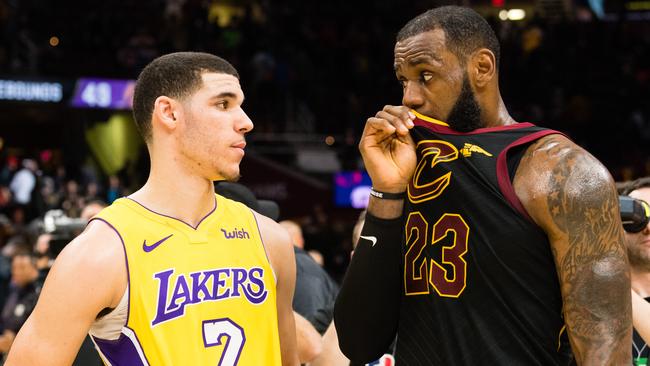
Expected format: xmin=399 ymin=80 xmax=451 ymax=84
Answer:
xmin=411 ymin=110 xmax=450 ymax=127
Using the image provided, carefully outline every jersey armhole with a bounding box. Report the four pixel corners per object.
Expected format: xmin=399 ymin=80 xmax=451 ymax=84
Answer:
xmin=496 ymin=130 xmax=563 ymax=223
xmin=89 ymin=285 xmax=129 ymax=340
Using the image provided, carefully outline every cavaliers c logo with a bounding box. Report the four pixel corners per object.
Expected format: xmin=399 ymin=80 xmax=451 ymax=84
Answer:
xmin=408 ymin=140 xmax=459 ymax=203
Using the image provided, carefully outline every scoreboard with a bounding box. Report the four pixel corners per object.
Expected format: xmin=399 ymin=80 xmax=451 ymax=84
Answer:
xmin=70 ymin=78 xmax=135 ymax=110
xmin=0 ymin=76 xmax=135 ymax=110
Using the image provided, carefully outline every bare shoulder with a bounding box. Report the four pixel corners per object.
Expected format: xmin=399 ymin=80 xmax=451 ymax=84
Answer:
xmin=50 ymin=219 xmax=127 ymax=308
xmin=60 ymin=219 xmax=126 ymax=270
xmin=252 ymin=212 xmax=295 ymax=269
xmin=513 ymin=133 xmax=616 ymax=235
xmin=253 ymin=212 xmax=293 ymax=252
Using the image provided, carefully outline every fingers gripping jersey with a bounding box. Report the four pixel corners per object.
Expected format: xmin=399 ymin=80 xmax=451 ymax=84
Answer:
xmin=397 ymin=113 xmax=570 ymax=365
xmin=90 ymin=196 xmax=282 ymax=366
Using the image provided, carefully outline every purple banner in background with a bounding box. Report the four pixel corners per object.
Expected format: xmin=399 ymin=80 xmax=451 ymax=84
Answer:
xmin=70 ymin=78 xmax=135 ymax=110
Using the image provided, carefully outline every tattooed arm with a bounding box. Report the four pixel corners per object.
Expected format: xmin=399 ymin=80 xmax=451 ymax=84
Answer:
xmin=514 ymin=134 xmax=632 ymax=365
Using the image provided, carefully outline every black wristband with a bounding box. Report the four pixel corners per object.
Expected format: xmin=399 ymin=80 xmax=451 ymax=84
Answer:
xmin=369 ymin=187 xmax=406 ymax=200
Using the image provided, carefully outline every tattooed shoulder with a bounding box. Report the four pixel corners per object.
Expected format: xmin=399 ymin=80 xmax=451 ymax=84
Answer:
xmin=514 ymin=133 xmax=631 ymax=364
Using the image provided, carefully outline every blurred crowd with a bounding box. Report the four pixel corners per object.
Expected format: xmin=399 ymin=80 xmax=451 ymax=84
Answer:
xmin=0 ymin=152 xmax=115 ymax=360
xmin=0 ymin=0 xmax=648 ymax=176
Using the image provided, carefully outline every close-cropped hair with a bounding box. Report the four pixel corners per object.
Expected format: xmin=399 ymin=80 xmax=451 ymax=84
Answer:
xmin=132 ymin=52 xmax=239 ymax=143
xmin=397 ymin=6 xmax=500 ymax=69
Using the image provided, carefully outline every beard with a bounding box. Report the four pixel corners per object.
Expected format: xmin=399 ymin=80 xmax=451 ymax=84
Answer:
xmin=181 ymin=112 xmax=242 ymax=182
xmin=223 ymin=173 xmax=241 ymax=182
xmin=446 ymin=73 xmax=483 ymax=132
xmin=628 ymin=244 xmax=650 ymax=272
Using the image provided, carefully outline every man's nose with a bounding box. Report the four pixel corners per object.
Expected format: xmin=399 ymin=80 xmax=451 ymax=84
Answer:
xmin=402 ymin=81 xmax=425 ymax=110
xmin=237 ymin=108 xmax=254 ymax=133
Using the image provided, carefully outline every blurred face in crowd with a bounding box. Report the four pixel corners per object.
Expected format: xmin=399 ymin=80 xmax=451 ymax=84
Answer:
xmin=394 ymin=29 xmax=482 ymax=132
xmin=11 ymin=255 xmax=38 ymax=288
xmin=66 ymin=180 xmax=79 ymax=196
xmin=80 ymin=202 xmax=106 ymax=221
xmin=626 ymin=187 xmax=650 ymax=271
xmin=279 ymin=220 xmax=304 ymax=249
xmin=175 ymin=72 xmax=253 ymax=181
xmin=34 ymin=233 xmax=51 ymax=255
xmin=34 ymin=234 xmax=52 ymax=270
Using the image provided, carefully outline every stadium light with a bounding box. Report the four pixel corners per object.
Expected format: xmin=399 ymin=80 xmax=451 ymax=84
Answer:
xmin=499 ymin=8 xmax=526 ymax=21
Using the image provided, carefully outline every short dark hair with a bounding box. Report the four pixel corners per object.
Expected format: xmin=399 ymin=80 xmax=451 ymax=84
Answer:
xmin=618 ymin=177 xmax=650 ymax=196
xmin=132 ymin=52 xmax=239 ymax=143
xmin=397 ymin=6 xmax=500 ymax=69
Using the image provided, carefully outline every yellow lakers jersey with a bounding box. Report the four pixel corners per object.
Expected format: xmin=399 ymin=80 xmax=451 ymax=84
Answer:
xmin=90 ymin=195 xmax=282 ymax=366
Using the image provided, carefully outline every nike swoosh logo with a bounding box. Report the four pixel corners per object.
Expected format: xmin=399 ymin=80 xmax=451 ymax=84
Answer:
xmin=360 ymin=235 xmax=377 ymax=247
xmin=143 ymin=234 xmax=173 ymax=253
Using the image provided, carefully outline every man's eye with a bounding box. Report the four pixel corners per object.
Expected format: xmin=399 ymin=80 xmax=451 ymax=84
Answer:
xmin=217 ymin=101 xmax=228 ymax=109
xmin=422 ymin=73 xmax=433 ymax=82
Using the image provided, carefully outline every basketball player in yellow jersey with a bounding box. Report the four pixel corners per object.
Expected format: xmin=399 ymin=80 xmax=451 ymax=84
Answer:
xmin=6 ymin=52 xmax=300 ymax=365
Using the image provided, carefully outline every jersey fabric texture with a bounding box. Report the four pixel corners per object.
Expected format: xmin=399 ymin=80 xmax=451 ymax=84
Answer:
xmin=396 ymin=112 xmax=570 ymax=365
xmin=89 ymin=195 xmax=282 ymax=366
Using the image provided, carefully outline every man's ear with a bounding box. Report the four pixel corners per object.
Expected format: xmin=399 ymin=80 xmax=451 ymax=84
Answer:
xmin=153 ymin=96 xmax=179 ymax=132
xmin=470 ymin=48 xmax=496 ymax=89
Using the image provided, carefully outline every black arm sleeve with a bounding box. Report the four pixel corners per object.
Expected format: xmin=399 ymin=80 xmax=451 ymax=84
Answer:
xmin=333 ymin=213 xmax=403 ymax=363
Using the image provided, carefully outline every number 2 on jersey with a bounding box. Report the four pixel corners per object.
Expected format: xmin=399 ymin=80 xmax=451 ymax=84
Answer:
xmin=202 ymin=318 xmax=245 ymax=366
xmin=404 ymin=212 xmax=469 ymax=297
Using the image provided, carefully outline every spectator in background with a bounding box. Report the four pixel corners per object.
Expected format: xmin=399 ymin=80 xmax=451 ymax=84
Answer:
xmin=8 ymin=159 xmax=36 ymax=206
xmin=280 ymin=220 xmax=339 ymax=335
xmin=84 ymin=182 xmax=101 ymax=203
xmin=307 ymin=248 xmax=324 ymax=267
xmin=618 ymin=177 xmax=650 ymax=364
xmin=32 ymin=233 xmax=51 ymax=288
xmin=0 ymin=187 xmax=11 ymax=216
xmin=0 ymin=157 xmax=19 ymax=187
xmin=80 ymin=200 xmax=107 ymax=221
xmin=105 ymin=175 xmax=122 ymax=204
xmin=36 ymin=176 xmax=60 ymax=216
xmin=0 ymin=214 xmax=11 ymax=246
xmin=281 ymin=218 xmax=323 ymax=265
xmin=60 ymin=180 xmax=84 ymax=218
xmin=0 ymin=252 xmax=40 ymax=356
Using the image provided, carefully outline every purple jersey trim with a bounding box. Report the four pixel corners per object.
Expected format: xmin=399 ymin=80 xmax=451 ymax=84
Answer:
xmin=89 ymin=217 xmax=131 ymax=325
xmin=414 ymin=119 xmax=537 ymax=135
xmin=126 ymin=197 xmax=217 ymax=230
xmin=496 ymin=130 xmax=565 ymax=222
xmin=92 ymin=327 xmax=148 ymax=366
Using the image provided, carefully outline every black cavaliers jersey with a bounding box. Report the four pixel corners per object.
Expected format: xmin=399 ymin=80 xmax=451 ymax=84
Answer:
xmin=396 ymin=112 xmax=570 ymax=365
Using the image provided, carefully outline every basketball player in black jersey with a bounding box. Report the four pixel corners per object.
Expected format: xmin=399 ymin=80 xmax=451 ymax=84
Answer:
xmin=335 ymin=6 xmax=631 ymax=365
